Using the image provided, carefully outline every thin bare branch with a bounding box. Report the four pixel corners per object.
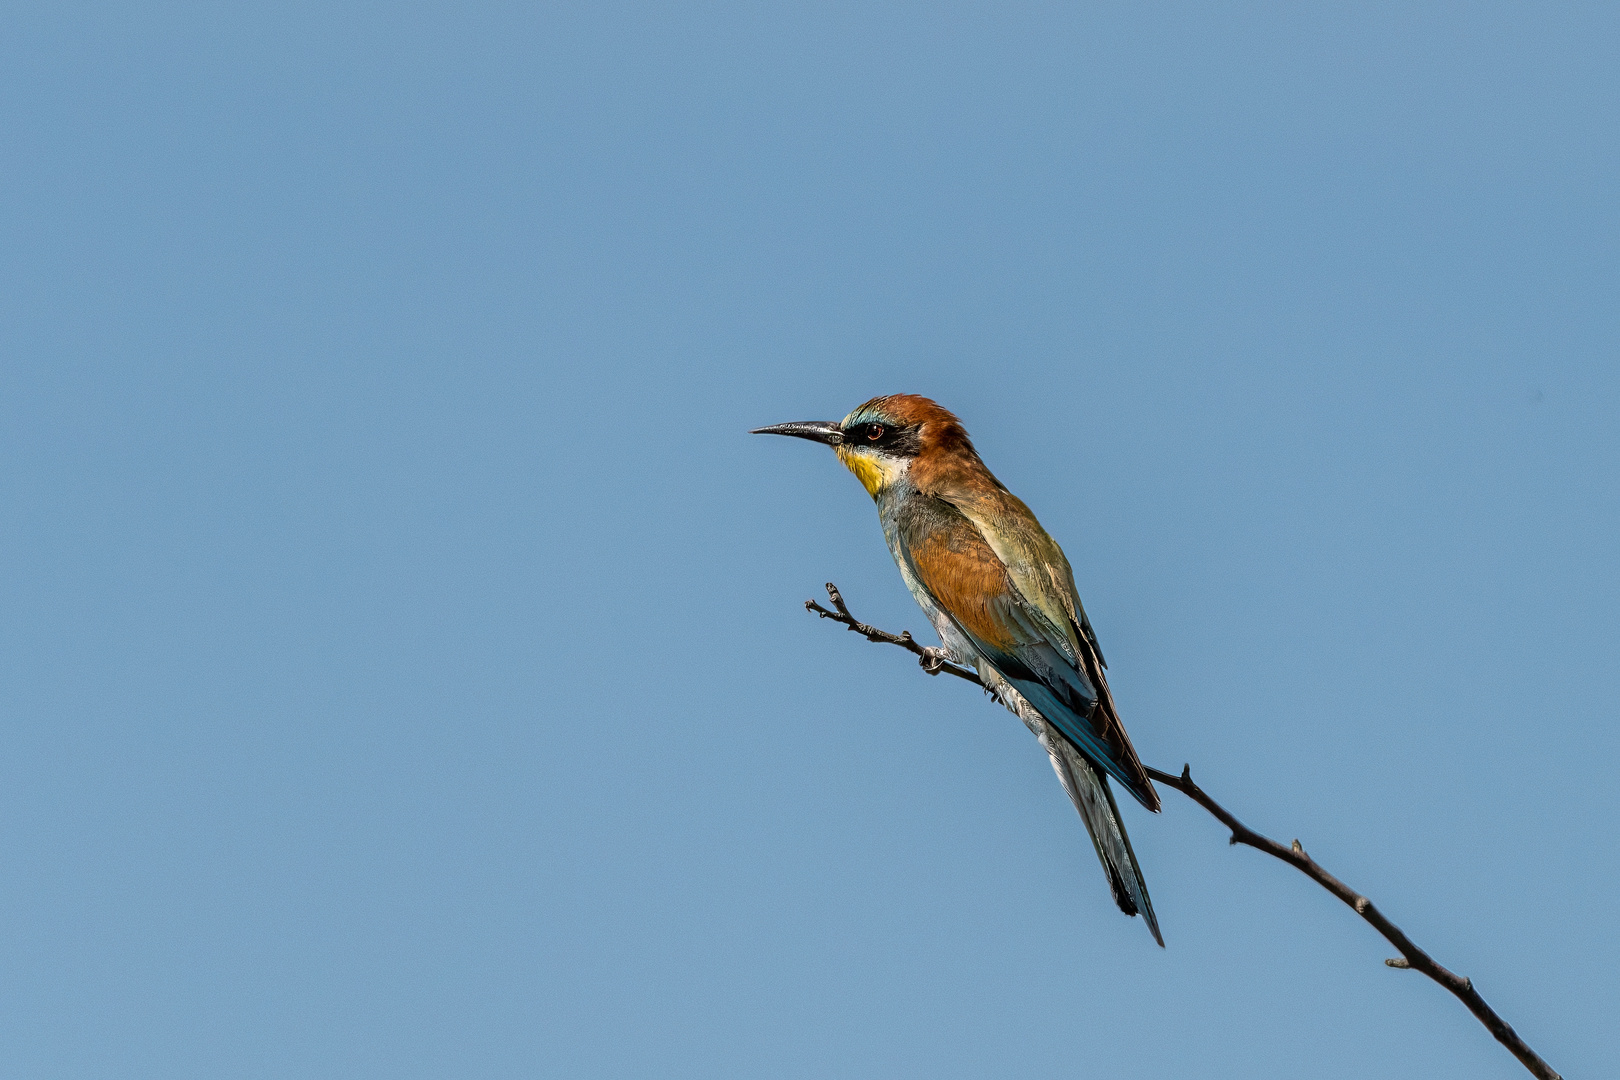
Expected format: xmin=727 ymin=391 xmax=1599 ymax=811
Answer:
xmin=804 ymin=582 xmax=1561 ymax=1080
xmin=806 ymin=582 xmax=983 ymax=684
xmin=1142 ymin=764 xmax=1560 ymax=1080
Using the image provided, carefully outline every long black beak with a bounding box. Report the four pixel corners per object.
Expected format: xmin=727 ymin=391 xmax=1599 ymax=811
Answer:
xmin=749 ymin=421 xmax=844 ymax=445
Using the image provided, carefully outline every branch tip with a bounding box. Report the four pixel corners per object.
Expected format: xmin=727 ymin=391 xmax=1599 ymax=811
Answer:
xmin=803 ymin=581 xmax=984 ymax=686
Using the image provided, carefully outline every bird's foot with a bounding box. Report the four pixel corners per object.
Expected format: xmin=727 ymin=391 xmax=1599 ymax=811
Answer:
xmin=918 ymin=647 xmax=952 ymax=675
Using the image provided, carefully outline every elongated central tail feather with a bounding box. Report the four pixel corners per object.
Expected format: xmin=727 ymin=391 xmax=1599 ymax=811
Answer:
xmin=1038 ymin=725 xmax=1163 ymax=946
xmin=975 ymin=663 xmax=1162 ymax=945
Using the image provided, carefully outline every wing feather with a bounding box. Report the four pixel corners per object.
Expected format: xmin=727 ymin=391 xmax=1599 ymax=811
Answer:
xmin=899 ymin=495 xmax=1158 ymax=810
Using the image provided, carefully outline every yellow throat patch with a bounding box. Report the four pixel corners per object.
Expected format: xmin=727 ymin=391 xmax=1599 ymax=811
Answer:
xmin=836 ymin=444 xmax=899 ymax=497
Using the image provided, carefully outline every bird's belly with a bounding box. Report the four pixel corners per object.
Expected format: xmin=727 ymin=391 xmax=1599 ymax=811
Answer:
xmin=880 ymin=518 xmax=978 ymax=667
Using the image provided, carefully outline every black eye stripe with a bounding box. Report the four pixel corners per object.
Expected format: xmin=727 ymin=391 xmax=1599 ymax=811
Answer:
xmin=838 ymin=421 xmax=922 ymax=457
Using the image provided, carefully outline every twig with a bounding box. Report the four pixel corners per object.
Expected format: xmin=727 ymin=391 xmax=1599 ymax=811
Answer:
xmin=806 ymin=582 xmax=983 ymax=685
xmin=1144 ymin=764 xmax=1560 ymax=1080
xmin=803 ymin=582 xmax=1561 ymax=1080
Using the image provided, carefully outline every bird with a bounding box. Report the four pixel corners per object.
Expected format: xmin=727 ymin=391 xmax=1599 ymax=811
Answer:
xmin=753 ymin=394 xmax=1163 ymax=945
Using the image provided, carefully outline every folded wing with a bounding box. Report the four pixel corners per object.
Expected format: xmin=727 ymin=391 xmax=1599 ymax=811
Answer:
xmin=898 ymin=495 xmax=1159 ymax=810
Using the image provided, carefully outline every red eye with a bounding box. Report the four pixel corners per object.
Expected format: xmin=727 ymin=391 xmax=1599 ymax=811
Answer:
xmin=866 ymin=424 xmax=885 ymax=441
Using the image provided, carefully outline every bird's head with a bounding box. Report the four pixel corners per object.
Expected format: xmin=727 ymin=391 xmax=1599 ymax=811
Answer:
xmin=751 ymin=394 xmax=976 ymax=498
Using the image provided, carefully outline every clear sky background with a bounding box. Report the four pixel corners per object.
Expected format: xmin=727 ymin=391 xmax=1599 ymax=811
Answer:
xmin=2 ymin=3 xmax=1616 ymax=1078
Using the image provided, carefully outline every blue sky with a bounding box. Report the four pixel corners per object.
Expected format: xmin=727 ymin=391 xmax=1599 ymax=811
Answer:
xmin=2 ymin=3 xmax=1616 ymax=1077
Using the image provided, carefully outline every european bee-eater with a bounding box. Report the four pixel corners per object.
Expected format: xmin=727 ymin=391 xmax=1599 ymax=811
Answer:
xmin=754 ymin=394 xmax=1162 ymax=945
